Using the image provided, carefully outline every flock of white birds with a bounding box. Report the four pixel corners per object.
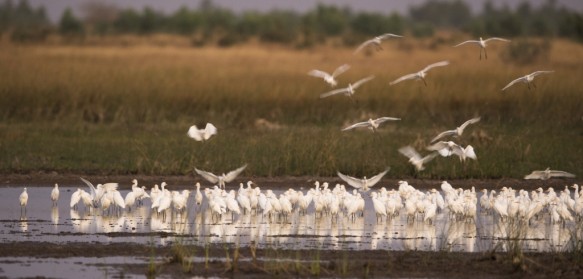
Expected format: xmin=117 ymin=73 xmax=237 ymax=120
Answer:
xmin=16 ymin=35 xmax=578 ymax=235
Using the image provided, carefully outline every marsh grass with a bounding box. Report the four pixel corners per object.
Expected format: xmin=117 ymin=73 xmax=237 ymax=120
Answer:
xmin=0 ymin=40 xmax=582 ymax=177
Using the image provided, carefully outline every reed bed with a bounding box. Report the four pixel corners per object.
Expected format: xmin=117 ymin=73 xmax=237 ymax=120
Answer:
xmin=0 ymin=39 xmax=581 ymax=177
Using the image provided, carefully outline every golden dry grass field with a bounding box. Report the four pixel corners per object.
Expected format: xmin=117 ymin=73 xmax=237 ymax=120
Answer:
xmin=0 ymin=37 xmax=582 ymax=178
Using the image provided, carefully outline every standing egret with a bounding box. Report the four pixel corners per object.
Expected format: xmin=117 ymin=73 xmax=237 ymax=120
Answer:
xmin=19 ymin=187 xmax=28 ymax=215
xmin=51 ymin=183 xmax=60 ymax=207
xmin=70 ymin=188 xmax=82 ymax=209
xmin=390 ymin=61 xmax=449 ymax=86
xmin=453 ymin=37 xmax=510 ymax=60
xmin=308 ymin=64 xmax=350 ymax=87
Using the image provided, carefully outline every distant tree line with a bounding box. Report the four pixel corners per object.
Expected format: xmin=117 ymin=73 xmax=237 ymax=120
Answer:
xmin=1 ymin=0 xmax=582 ymax=44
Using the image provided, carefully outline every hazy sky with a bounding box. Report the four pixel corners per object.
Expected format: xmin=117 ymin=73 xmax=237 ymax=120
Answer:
xmin=28 ymin=0 xmax=583 ymax=23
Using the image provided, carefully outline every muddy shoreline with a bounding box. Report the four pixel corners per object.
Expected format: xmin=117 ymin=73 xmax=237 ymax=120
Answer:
xmin=1 ymin=173 xmax=579 ymax=191
xmin=1 ymin=241 xmax=581 ymax=278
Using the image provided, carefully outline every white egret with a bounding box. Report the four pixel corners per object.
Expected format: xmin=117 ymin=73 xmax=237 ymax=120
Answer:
xmin=50 ymin=183 xmax=60 ymax=207
xmin=336 ymin=168 xmax=390 ymax=192
xmin=319 ymin=76 xmax=374 ymax=99
xmin=390 ymin=61 xmax=449 ymax=86
xmin=354 ymin=33 xmax=403 ymax=54
xmin=19 ymin=187 xmax=28 ymax=214
xmin=430 ymin=117 xmax=481 ymax=143
xmin=524 ymin=168 xmax=575 ymax=180
xmin=187 ymin=123 xmax=217 ymax=142
xmin=454 ymin=37 xmax=510 ymax=60
xmin=195 ymin=164 xmax=247 ymax=189
xmin=426 ymin=141 xmax=460 ymax=157
xmin=70 ymin=188 xmax=82 ymax=209
xmin=342 ymin=117 xmax=401 ymax=132
xmin=501 ymin=71 xmax=554 ymax=91
xmin=398 ymin=146 xmax=438 ymax=171
xmin=308 ymin=64 xmax=350 ymax=87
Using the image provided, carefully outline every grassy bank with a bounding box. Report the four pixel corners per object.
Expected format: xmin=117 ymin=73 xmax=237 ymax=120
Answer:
xmin=0 ymin=39 xmax=581 ymax=178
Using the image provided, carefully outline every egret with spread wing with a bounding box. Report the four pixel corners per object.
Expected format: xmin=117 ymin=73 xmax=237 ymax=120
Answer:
xmin=501 ymin=71 xmax=554 ymax=91
xmin=398 ymin=146 xmax=438 ymax=171
xmin=195 ymin=164 xmax=248 ymax=189
xmin=454 ymin=37 xmax=510 ymax=60
xmin=354 ymin=33 xmax=403 ymax=54
xmin=524 ymin=168 xmax=575 ymax=180
xmin=308 ymin=64 xmax=350 ymax=87
xmin=337 ymin=168 xmax=390 ymax=192
xmin=390 ymin=61 xmax=449 ymax=86
xmin=431 ymin=117 xmax=481 ymax=143
xmin=320 ymin=76 xmax=375 ymax=98
xmin=187 ymin=123 xmax=217 ymax=142
xmin=342 ymin=117 xmax=401 ymax=132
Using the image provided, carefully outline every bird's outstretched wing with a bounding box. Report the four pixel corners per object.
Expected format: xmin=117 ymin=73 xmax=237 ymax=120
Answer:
xmin=549 ymin=170 xmax=576 ymax=178
xmin=337 ymin=172 xmax=364 ymax=189
xmin=501 ymin=76 xmax=525 ymax=91
xmin=354 ymin=39 xmax=374 ymax=54
xmin=203 ymin=123 xmax=217 ymax=140
xmin=484 ymin=37 xmax=510 ymax=43
xmin=453 ymin=40 xmax=479 ymax=47
xmin=524 ymin=171 xmax=545 ymax=180
xmin=422 ymin=61 xmax=449 ymax=72
xmin=430 ymin=129 xmax=456 ymax=143
xmin=421 ymin=152 xmax=439 ymax=163
xmin=352 ymin=75 xmax=375 ymax=89
xmin=195 ymin=168 xmax=220 ymax=184
xmin=332 ymin=64 xmax=351 ymax=77
xmin=308 ymin=69 xmax=331 ymax=79
xmin=80 ymin=177 xmax=96 ymax=199
xmin=224 ymin=164 xmax=248 ymax=183
xmin=320 ymin=88 xmax=348 ymax=98
xmin=458 ymin=117 xmax=481 ymax=131
xmin=342 ymin=121 xmax=369 ymax=131
xmin=399 ymin=146 xmax=422 ymax=161
xmin=187 ymin=125 xmax=203 ymax=141
xmin=378 ymin=33 xmax=403 ymax=40
xmin=390 ymin=73 xmax=417 ymax=85
xmin=530 ymin=70 xmax=554 ymax=78
xmin=375 ymin=117 xmax=401 ymax=123
xmin=366 ymin=168 xmax=390 ymax=187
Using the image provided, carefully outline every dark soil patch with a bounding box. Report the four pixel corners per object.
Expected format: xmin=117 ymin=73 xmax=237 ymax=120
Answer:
xmin=0 ymin=242 xmax=582 ymax=278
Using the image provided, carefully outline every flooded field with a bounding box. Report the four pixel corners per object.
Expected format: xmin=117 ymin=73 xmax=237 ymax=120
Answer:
xmin=1 ymin=182 xmax=582 ymax=278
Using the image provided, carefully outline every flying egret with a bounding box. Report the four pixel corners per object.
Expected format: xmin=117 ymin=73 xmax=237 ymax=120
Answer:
xmin=337 ymin=168 xmax=390 ymax=192
xmin=398 ymin=146 xmax=438 ymax=171
xmin=454 ymin=37 xmax=510 ymax=60
xmin=426 ymin=141 xmax=460 ymax=157
xmin=524 ymin=168 xmax=576 ymax=180
xmin=342 ymin=117 xmax=401 ymax=132
xmin=354 ymin=33 xmax=403 ymax=54
xmin=308 ymin=64 xmax=350 ymax=87
xmin=319 ymin=76 xmax=375 ymax=99
xmin=187 ymin=123 xmax=217 ymax=142
xmin=452 ymin=145 xmax=477 ymax=162
xmin=390 ymin=61 xmax=449 ymax=86
xmin=51 ymin=183 xmax=60 ymax=207
xmin=430 ymin=117 xmax=481 ymax=143
xmin=501 ymin=71 xmax=554 ymax=91
xmin=195 ymin=164 xmax=248 ymax=189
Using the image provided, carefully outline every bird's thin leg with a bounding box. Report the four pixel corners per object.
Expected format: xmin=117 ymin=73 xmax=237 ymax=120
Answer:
xmin=422 ymin=77 xmax=427 ymax=87
xmin=484 ymin=48 xmax=488 ymax=60
xmin=533 ymin=82 xmax=537 ymax=88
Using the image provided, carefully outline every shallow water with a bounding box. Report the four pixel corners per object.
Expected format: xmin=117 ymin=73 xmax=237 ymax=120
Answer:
xmin=1 ymin=186 xmax=578 ymax=254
